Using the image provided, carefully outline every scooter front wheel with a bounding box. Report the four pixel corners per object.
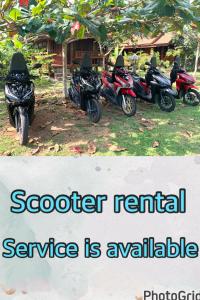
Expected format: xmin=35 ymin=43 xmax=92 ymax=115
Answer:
xmin=121 ymin=95 xmax=137 ymax=116
xmin=183 ymin=89 xmax=200 ymax=106
xmin=158 ymin=94 xmax=176 ymax=112
xmin=16 ymin=110 xmax=29 ymax=145
xmin=87 ymin=98 xmax=102 ymax=123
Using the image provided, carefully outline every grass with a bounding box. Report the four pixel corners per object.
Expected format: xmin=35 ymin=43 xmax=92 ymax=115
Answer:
xmin=103 ymin=103 xmax=200 ymax=156
xmin=0 ymin=75 xmax=200 ymax=156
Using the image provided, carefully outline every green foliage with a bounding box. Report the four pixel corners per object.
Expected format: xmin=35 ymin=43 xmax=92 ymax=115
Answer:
xmin=109 ymin=46 xmax=123 ymax=62
xmin=0 ymin=0 xmax=200 ymax=75
xmin=134 ymin=51 xmax=151 ymax=72
xmin=1 ymin=0 xmax=200 ymax=47
xmin=167 ymin=26 xmax=199 ymax=70
xmin=126 ymin=50 xmax=170 ymax=73
xmin=16 ymin=0 xmax=110 ymax=44
xmin=0 ymin=36 xmax=54 ymax=76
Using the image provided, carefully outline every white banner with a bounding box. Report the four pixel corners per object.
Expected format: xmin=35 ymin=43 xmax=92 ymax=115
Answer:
xmin=0 ymin=157 xmax=199 ymax=300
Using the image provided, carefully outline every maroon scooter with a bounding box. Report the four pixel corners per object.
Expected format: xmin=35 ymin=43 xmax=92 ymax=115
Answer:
xmin=170 ymin=56 xmax=200 ymax=106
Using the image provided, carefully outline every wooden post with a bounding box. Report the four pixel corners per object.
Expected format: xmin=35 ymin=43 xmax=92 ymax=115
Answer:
xmin=62 ymin=41 xmax=68 ymax=99
xmin=47 ymin=39 xmax=50 ymax=53
xmin=194 ymin=39 xmax=200 ymax=76
xmin=102 ymin=55 xmax=106 ymax=69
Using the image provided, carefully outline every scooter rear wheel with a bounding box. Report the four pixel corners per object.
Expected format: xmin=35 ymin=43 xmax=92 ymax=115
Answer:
xmin=121 ymin=95 xmax=137 ymax=116
xmin=183 ymin=89 xmax=200 ymax=106
xmin=87 ymin=98 xmax=102 ymax=123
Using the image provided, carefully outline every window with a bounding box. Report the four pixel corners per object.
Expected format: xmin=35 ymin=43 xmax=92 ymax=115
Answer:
xmin=37 ymin=41 xmax=47 ymax=49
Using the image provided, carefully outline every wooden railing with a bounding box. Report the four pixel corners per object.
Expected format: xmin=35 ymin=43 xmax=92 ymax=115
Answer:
xmin=75 ymin=50 xmax=102 ymax=59
xmin=52 ymin=51 xmax=103 ymax=66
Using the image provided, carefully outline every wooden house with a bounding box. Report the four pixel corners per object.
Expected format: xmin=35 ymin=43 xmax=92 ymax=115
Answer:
xmin=35 ymin=33 xmax=174 ymax=79
xmin=35 ymin=36 xmax=103 ymax=79
xmin=19 ymin=0 xmax=174 ymax=78
xmin=123 ymin=33 xmax=174 ymax=59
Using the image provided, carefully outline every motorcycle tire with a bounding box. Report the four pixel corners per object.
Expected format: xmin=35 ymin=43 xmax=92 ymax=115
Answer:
xmin=29 ymin=104 xmax=35 ymax=125
xmin=87 ymin=98 xmax=102 ymax=123
xmin=158 ymin=94 xmax=176 ymax=112
xmin=121 ymin=95 xmax=137 ymax=116
xmin=17 ymin=112 xmax=29 ymax=145
xmin=7 ymin=106 xmax=15 ymax=127
xmin=183 ymin=89 xmax=200 ymax=106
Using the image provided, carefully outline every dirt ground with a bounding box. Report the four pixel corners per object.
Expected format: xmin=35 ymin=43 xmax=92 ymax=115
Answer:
xmin=1 ymin=80 xmax=200 ymax=156
xmin=0 ymin=85 xmax=125 ymax=155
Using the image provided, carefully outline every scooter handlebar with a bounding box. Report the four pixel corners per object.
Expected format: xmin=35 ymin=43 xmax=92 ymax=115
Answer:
xmin=30 ymin=75 xmax=39 ymax=80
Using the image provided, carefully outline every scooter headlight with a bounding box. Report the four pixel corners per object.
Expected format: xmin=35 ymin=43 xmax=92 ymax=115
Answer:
xmin=5 ymin=85 xmax=19 ymax=101
xmin=96 ymin=79 xmax=102 ymax=90
xmin=23 ymin=83 xmax=34 ymax=100
xmin=81 ymin=78 xmax=95 ymax=92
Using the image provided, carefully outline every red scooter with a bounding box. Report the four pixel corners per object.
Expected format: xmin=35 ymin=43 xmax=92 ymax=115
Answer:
xmin=101 ymin=55 xmax=137 ymax=116
xmin=170 ymin=56 xmax=200 ymax=106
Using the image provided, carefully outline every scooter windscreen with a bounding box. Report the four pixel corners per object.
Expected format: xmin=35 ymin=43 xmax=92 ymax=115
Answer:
xmin=8 ymin=52 xmax=30 ymax=81
xmin=170 ymin=56 xmax=184 ymax=83
xmin=174 ymin=56 xmax=181 ymax=67
xmin=80 ymin=53 xmax=92 ymax=76
xmin=150 ymin=57 xmax=157 ymax=68
xmin=114 ymin=55 xmax=127 ymax=78
xmin=115 ymin=55 xmax=125 ymax=68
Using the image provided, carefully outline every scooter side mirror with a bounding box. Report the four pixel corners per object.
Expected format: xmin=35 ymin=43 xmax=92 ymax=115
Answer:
xmin=72 ymin=59 xmax=80 ymax=65
xmin=150 ymin=57 xmax=157 ymax=68
xmin=33 ymin=63 xmax=42 ymax=69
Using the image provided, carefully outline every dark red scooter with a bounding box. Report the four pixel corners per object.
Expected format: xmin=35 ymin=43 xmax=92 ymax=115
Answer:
xmin=101 ymin=55 xmax=137 ymax=116
xmin=170 ymin=56 xmax=200 ymax=106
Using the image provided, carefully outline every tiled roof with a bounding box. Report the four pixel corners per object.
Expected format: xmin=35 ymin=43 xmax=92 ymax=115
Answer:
xmin=124 ymin=33 xmax=174 ymax=49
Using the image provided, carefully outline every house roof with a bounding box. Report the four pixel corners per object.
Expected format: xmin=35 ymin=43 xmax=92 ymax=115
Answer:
xmin=34 ymin=32 xmax=174 ymax=50
xmin=124 ymin=33 xmax=174 ymax=49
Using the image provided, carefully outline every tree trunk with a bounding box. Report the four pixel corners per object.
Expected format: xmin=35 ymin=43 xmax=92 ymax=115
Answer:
xmin=194 ymin=40 xmax=200 ymax=76
xmin=62 ymin=42 xmax=68 ymax=99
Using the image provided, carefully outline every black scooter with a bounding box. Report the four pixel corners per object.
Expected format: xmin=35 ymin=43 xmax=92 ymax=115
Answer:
xmin=68 ymin=54 xmax=102 ymax=123
xmin=132 ymin=57 xmax=177 ymax=112
xmin=0 ymin=53 xmax=41 ymax=145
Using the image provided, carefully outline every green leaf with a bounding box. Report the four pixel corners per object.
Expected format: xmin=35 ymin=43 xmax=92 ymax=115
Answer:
xmin=9 ymin=8 xmax=21 ymax=21
xmin=25 ymin=17 xmax=43 ymax=33
xmin=76 ymin=25 xmax=85 ymax=39
xmin=13 ymin=34 xmax=23 ymax=49
xmin=76 ymin=15 xmax=107 ymax=41
xmin=55 ymin=26 xmax=71 ymax=44
xmin=31 ymin=5 xmax=44 ymax=16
